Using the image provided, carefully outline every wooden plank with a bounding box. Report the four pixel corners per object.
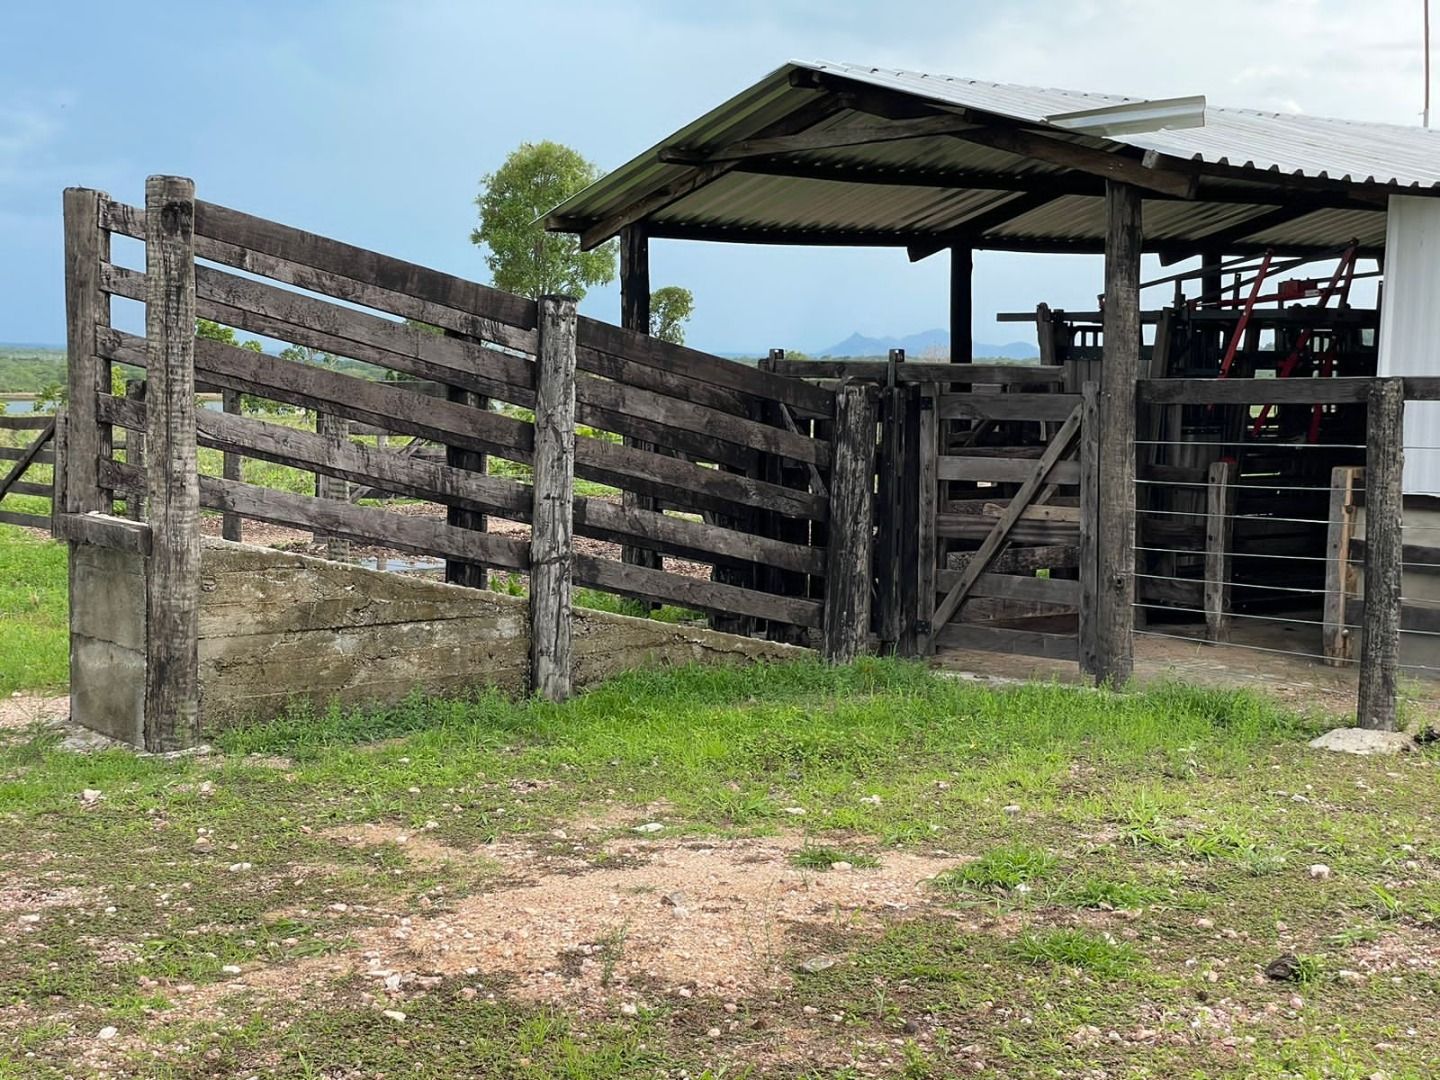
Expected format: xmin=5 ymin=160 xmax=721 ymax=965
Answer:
xmin=54 ymin=512 xmax=152 ymax=555
xmin=1137 ymin=377 xmax=1373 ymax=405
xmin=104 ymin=263 xmax=803 ymax=471
xmin=109 ymin=200 xmax=764 ymax=421
xmin=0 ymin=447 xmax=56 ymax=465
xmin=0 ymin=419 xmax=55 ymax=502
xmin=769 ymin=359 xmax=1065 ymax=386
xmin=1357 ymin=381 xmax=1402 ymax=730
xmin=99 ymin=394 xmax=825 ymax=577
xmin=950 ymin=543 xmax=1080 ymax=574
xmin=931 ymin=404 xmax=1083 ymax=631
xmin=0 ymin=416 xmax=55 ymax=430
xmin=1094 ymin=181 xmax=1142 ymax=686
xmin=916 ymin=384 xmax=939 ymax=655
xmin=0 ymin=509 xmax=52 ymax=530
xmin=124 ymin=381 xmax=146 ymax=522
xmin=574 ymin=553 xmax=822 ymax=628
xmin=933 ymin=622 xmax=1080 ymax=660
xmin=936 ymin=517 xmax=1079 ymax=545
xmin=1324 ymin=465 xmax=1362 ymax=665
xmin=99 ymin=329 xmax=828 ymax=523
xmin=63 ymin=188 xmax=110 ymax=515
xmin=142 ymin=176 xmax=202 ymax=753
xmin=1203 ymin=460 xmax=1236 ymax=643
xmin=948 ymin=125 xmax=1197 ymax=199
xmin=221 ymin=388 xmax=242 ymax=541
xmin=530 ymin=296 xmax=578 ymax=701
xmin=5 ymin=481 xmax=53 ymax=498
xmin=105 ymin=457 xmax=531 ymax=573
xmin=1078 ymin=382 xmax=1100 ymax=676
xmin=966 ymin=572 xmax=1081 ymax=605
xmin=938 ymin=393 xmax=1082 ymax=422
xmin=822 ymin=384 xmax=877 ymax=662
xmin=937 ymin=456 xmax=1081 ymax=485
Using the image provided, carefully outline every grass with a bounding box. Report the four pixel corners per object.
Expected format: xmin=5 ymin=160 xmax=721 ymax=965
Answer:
xmin=0 ymin=659 xmax=1435 ymax=1075
xmin=0 ymin=523 xmax=67 ymax=694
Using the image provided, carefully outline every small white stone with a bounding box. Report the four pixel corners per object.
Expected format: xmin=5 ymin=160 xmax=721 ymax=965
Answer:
xmin=782 ymin=806 xmax=807 ymax=816
xmin=830 ymin=861 xmax=853 ymax=872
xmin=382 ymin=1009 xmax=407 ymax=1023
xmin=81 ymin=789 xmax=103 ymax=805
xmin=706 ymin=1027 xmax=721 ymax=1038
xmin=1308 ymin=864 xmax=1332 ymax=881
xmin=1196 ymin=918 xmax=1215 ymax=930
xmin=620 ymin=1002 xmax=639 ymax=1016
xmin=227 ymin=862 xmax=252 ymax=873
xmin=98 ymin=1025 xmax=118 ymax=1041
xmin=221 ymin=965 xmax=242 ymax=975
xmin=1002 ymin=804 xmax=1022 ymax=815
xmin=1308 ymin=728 xmax=1415 ymax=756
xmin=632 ymin=822 xmax=664 ymax=834
xmin=860 ymin=795 xmax=882 ymax=806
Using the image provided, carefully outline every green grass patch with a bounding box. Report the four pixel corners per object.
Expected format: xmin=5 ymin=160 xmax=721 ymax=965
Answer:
xmin=0 ymin=525 xmax=67 ymax=694
xmin=933 ymin=843 xmax=1057 ymax=892
xmin=1012 ymin=928 xmax=1140 ymax=976
xmin=1052 ymin=875 xmax=1160 ymax=909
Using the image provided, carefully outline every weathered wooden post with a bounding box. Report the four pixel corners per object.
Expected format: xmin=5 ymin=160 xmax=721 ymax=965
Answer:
xmin=123 ymin=380 xmax=147 ymax=522
xmin=62 ymin=188 xmax=112 ymax=517
xmin=1078 ymin=381 xmax=1100 ymax=676
xmin=221 ymin=388 xmax=243 ymax=541
xmin=1093 ymin=181 xmax=1142 ymax=686
xmin=875 ymin=348 xmax=906 ymax=650
xmin=529 ymin=295 xmax=578 ymax=701
xmin=313 ymin=411 xmax=350 ymax=559
xmin=822 ymin=383 xmax=878 ymax=662
xmin=618 ymin=225 xmax=661 ymax=575
xmin=914 ymin=381 xmax=940 ymax=655
xmin=1357 ymin=379 xmax=1404 ymax=730
xmin=1323 ymin=465 xmax=1363 ymax=665
xmin=1204 ymin=459 xmax=1236 ymax=643
xmin=143 ymin=175 xmax=202 ymax=752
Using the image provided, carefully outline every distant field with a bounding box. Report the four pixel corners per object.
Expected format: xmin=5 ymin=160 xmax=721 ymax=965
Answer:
xmin=0 ymin=346 xmax=66 ymax=395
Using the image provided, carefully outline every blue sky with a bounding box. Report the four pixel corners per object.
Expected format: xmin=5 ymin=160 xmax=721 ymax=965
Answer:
xmin=0 ymin=0 xmax=1429 ymax=352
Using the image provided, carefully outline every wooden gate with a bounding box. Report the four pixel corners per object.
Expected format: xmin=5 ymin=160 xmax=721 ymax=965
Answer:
xmin=867 ymin=358 xmax=1094 ymax=664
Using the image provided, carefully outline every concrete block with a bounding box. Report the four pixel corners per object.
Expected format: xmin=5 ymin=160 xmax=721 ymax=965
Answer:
xmin=70 ymin=635 xmax=145 ymax=746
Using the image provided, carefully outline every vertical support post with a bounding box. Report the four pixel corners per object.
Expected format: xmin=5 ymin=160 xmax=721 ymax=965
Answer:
xmin=313 ymin=411 xmax=351 ymax=560
xmin=50 ymin=409 xmax=69 ymax=538
xmin=142 ymin=175 xmax=201 ymax=752
xmin=1324 ymin=465 xmax=1362 ymax=665
xmin=915 ymin=382 xmax=940 ymax=655
xmin=62 ymin=187 xmax=111 ymax=515
xmin=949 ymin=245 xmax=973 ymax=364
xmin=1204 ymin=459 xmax=1235 ymax=643
xmin=1357 ymin=380 xmax=1404 ymax=730
xmin=1094 ymin=180 xmax=1142 ymax=686
xmin=1078 ymin=381 xmax=1100 ymax=676
xmin=124 ymin=379 xmax=146 ymax=522
xmin=530 ymin=295 xmax=578 ymax=701
xmin=619 ymin=225 xmax=660 ymax=574
xmin=823 ymin=384 xmax=878 ymax=663
xmin=221 ymin=388 xmax=243 ymax=542
xmin=875 ymin=348 xmax=906 ymax=649
xmin=895 ymin=382 xmax=923 ymax=656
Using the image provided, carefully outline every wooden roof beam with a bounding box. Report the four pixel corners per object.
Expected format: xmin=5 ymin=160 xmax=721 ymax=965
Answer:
xmin=659 ymin=112 xmax=978 ymax=164
xmin=573 ymin=95 xmax=846 ymax=251
xmin=906 ymin=192 xmax=1059 ymax=261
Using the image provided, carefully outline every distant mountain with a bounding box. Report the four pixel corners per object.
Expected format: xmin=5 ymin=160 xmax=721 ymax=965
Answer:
xmin=814 ymin=329 xmax=1038 ymax=360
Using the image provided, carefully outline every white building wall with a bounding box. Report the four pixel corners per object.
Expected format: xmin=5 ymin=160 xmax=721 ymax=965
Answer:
xmin=1378 ymin=196 xmax=1440 ymax=495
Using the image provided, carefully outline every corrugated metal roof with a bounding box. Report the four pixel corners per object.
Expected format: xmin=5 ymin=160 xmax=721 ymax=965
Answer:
xmin=548 ymin=60 xmax=1440 ymax=254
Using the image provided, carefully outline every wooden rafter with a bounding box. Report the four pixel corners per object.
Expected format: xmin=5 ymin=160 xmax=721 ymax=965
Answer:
xmin=659 ymin=113 xmax=977 ymax=164
xmin=574 ymin=96 xmax=846 ymax=250
xmin=906 ymin=191 xmax=1059 ymax=262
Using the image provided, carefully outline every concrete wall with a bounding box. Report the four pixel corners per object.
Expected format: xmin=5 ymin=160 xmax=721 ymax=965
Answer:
xmin=71 ymin=538 xmax=807 ymax=742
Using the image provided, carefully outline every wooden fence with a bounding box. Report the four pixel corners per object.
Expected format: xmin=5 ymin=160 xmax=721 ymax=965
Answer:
xmin=55 ymin=177 xmax=878 ymax=748
xmin=0 ymin=414 xmax=58 ymax=529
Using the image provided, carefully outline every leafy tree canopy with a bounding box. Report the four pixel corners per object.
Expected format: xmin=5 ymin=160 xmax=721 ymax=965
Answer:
xmin=649 ymin=286 xmax=694 ymax=345
xmin=471 ymin=141 xmax=615 ymax=300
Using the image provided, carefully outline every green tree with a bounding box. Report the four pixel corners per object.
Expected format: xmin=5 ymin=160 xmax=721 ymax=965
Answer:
xmin=471 ymin=141 xmax=616 ymax=300
xmin=649 ymin=286 xmax=694 ymax=345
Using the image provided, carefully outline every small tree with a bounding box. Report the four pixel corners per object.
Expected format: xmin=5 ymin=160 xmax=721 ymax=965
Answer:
xmin=649 ymin=286 xmax=694 ymax=345
xmin=471 ymin=141 xmax=616 ymax=300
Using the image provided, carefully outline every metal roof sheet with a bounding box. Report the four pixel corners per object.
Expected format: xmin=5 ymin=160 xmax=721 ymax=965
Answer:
xmin=548 ymin=60 xmax=1440 ymax=254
